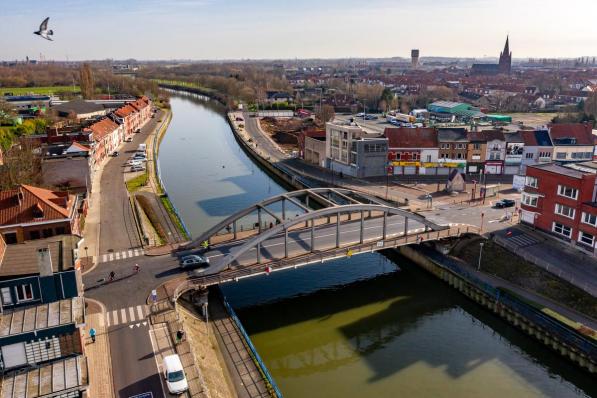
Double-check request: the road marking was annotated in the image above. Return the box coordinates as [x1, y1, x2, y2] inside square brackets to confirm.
[129, 325, 134, 329]
[115, 252, 121, 260]
[121, 308, 127, 324]
[102, 254, 107, 263]
[109, 253, 114, 262]
[129, 306, 136, 322]
[121, 251, 127, 259]
[111, 310, 118, 326]
[134, 249, 140, 256]
[148, 326, 169, 398]
[137, 305, 144, 320]
[128, 250, 134, 257]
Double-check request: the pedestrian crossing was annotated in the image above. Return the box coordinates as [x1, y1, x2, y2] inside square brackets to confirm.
[506, 233, 539, 248]
[99, 248, 144, 264]
[106, 304, 150, 327]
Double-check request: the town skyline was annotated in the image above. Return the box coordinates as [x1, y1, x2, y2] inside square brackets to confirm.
[2, 0, 597, 61]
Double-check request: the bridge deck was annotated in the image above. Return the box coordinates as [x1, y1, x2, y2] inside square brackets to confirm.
[168, 225, 479, 301]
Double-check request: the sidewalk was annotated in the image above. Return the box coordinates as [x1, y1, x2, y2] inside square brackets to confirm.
[493, 225, 597, 297]
[81, 160, 105, 273]
[83, 299, 115, 398]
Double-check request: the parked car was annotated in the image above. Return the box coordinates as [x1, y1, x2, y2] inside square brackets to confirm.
[130, 165, 146, 172]
[493, 199, 516, 208]
[363, 115, 378, 120]
[111, 151, 119, 157]
[179, 254, 209, 270]
[127, 159, 143, 166]
[124, 137, 133, 142]
[163, 355, 188, 395]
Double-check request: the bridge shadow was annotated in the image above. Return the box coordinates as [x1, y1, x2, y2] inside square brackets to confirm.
[230, 251, 595, 396]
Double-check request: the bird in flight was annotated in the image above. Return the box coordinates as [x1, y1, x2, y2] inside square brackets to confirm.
[34, 17, 54, 41]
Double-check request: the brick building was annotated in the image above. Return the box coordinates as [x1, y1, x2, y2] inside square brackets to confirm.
[0, 185, 82, 244]
[385, 127, 439, 175]
[520, 162, 597, 254]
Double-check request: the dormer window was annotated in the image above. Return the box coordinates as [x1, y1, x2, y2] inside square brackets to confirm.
[32, 203, 44, 219]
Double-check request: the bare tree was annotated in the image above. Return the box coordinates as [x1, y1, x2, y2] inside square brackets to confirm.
[317, 104, 335, 123]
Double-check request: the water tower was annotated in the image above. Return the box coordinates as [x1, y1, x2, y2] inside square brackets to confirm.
[411, 49, 420, 69]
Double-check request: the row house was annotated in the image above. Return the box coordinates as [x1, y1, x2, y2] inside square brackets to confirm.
[437, 128, 468, 174]
[0, 184, 83, 244]
[384, 127, 439, 175]
[0, 234, 89, 396]
[112, 96, 152, 136]
[521, 129, 553, 173]
[466, 130, 506, 174]
[549, 123, 594, 163]
[521, 162, 597, 255]
[504, 131, 525, 175]
[88, 117, 124, 167]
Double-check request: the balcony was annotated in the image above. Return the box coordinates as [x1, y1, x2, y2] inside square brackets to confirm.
[538, 156, 551, 163]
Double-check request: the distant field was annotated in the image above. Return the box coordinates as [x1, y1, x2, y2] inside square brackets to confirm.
[504, 112, 556, 127]
[0, 86, 79, 95]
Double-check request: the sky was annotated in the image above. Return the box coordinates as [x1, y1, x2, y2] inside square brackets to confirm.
[1, 0, 596, 61]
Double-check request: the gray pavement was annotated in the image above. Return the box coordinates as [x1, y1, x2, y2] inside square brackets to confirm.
[98, 110, 165, 256]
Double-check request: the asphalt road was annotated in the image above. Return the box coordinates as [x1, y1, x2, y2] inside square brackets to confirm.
[98, 110, 164, 255]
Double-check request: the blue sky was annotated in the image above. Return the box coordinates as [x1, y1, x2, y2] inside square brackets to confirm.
[1, 0, 595, 61]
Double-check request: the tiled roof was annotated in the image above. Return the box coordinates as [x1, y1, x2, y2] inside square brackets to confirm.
[0, 184, 74, 226]
[88, 117, 119, 141]
[130, 97, 149, 111]
[114, 104, 137, 118]
[549, 123, 593, 145]
[467, 130, 505, 142]
[438, 128, 468, 142]
[522, 130, 552, 147]
[66, 142, 90, 153]
[384, 127, 438, 148]
[504, 131, 524, 143]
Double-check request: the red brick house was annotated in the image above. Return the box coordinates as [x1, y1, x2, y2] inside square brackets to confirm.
[521, 162, 597, 254]
[112, 96, 152, 136]
[384, 127, 439, 175]
[0, 185, 82, 244]
[87, 118, 122, 167]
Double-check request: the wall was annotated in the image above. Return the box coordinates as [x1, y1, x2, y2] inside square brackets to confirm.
[304, 137, 326, 167]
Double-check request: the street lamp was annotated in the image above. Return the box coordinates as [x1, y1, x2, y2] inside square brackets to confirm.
[478, 242, 484, 271]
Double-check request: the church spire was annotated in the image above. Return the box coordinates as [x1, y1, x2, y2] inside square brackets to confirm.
[503, 35, 510, 56]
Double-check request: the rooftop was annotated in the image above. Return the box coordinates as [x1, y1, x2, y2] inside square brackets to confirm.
[438, 128, 468, 142]
[0, 185, 75, 227]
[522, 129, 552, 147]
[52, 100, 104, 116]
[549, 123, 593, 146]
[384, 127, 438, 148]
[0, 235, 79, 277]
[0, 297, 84, 339]
[1, 355, 88, 398]
[528, 162, 595, 179]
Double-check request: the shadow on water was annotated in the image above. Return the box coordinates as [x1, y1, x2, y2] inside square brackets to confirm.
[234, 253, 597, 397]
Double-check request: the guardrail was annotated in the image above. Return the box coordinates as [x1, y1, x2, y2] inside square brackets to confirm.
[172, 225, 479, 297]
[418, 246, 597, 361]
[219, 289, 283, 398]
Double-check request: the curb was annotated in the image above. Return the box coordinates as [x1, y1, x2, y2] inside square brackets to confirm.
[84, 298, 115, 398]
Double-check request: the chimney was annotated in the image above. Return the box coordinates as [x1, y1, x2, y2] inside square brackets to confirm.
[37, 247, 53, 277]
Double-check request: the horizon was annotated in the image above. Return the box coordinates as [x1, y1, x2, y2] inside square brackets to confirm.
[2, 0, 597, 61]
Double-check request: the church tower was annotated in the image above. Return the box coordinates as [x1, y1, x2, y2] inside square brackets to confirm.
[499, 35, 512, 74]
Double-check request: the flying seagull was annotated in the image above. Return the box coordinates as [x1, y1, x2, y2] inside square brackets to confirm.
[34, 17, 53, 41]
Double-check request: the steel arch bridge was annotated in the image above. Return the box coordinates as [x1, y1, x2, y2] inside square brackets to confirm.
[184, 188, 457, 271]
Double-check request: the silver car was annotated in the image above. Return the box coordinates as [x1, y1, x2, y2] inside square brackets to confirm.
[180, 254, 209, 270]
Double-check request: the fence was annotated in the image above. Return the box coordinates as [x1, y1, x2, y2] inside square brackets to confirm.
[152, 112, 192, 239]
[219, 290, 284, 398]
[418, 246, 597, 361]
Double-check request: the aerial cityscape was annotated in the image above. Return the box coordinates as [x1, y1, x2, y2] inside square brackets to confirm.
[0, 1, 596, 398]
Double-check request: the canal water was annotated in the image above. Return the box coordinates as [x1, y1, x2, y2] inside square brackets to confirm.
[159, 94, 596, 398]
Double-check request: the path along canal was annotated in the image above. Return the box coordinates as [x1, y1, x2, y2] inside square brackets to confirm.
[158, 93, 596, 398]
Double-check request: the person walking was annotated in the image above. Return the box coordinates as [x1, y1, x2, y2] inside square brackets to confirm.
[176, 330, 184, 344]
[89, 328, 96, 343]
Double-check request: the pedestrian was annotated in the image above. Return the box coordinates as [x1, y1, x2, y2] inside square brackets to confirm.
[133, 264, 140, 274]
[108, 271, 115, 282]
[176, 330, 184, 344]
[89, 328, 96, 343]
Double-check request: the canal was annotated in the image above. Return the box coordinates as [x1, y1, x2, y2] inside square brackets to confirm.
[159, 93, 596, 398]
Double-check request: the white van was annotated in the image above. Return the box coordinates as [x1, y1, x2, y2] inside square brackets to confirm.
[163, 354, 188, 395]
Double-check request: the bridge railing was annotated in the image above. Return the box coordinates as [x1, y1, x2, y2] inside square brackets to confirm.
[176, 224, 478, 292]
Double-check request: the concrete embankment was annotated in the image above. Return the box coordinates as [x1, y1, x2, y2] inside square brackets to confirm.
[397, 245, 597, 373]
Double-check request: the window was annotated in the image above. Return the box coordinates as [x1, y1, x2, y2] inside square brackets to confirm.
[556, 152, 566, 159]
[582, 212, 597, 227]
[473, 143, 481, 150]
[29, 230, 40, 240]
[526, 153, 534, 159]
[557, 185, 578, 200]
[16, 284, 33, 302]
[3, 233, 17, 244]
[1, 287, 12, 306]
[552, 222, 572, 238]
[525, 176, 538, 188]
[457, 153, 463, 159]
[522, 194, 538, 207]
[579, 231, 595, 247]
[585, 152, 593, 159]
[539, 151, 551, 158]
[426, 155, 432, 162]
[555, 203, 575, 219]
[457, 143, 465, 149]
